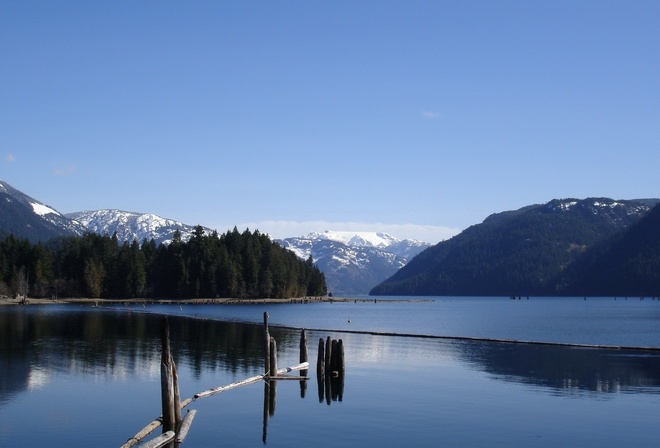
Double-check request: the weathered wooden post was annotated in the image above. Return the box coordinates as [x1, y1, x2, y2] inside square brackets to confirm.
[160, 317, 181, 437]
[300, 329, 308, 365]
[269, 336, 278, 377]
[300, 329, 308, 398]
[316, 338, 325, 379]
[324, 336, 332, 376]
[316, 338, 325, 402]
[263, 312, 270, 376]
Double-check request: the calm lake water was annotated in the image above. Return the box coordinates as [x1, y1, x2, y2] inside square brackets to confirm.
[1, 296, 660, 447]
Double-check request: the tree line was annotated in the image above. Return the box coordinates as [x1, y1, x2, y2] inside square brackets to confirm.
[0, 226, 327, 300]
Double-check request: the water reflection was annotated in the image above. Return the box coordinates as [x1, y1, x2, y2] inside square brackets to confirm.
[454, 340, 660, 395]
[0, 307, 299, 406]
[2, 307, 660, 411]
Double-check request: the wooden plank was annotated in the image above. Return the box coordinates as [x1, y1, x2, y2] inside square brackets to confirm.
[140, 431, 175, 448]
[176, 409, 197, 443]
[194, 374, 264, 399]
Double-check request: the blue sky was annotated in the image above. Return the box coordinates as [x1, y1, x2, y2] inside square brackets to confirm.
[2, 1, 658, 243]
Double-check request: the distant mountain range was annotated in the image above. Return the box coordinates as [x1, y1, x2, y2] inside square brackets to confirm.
[65, 210, 212, 246]
[4, 179, 658, 297]
[277, 231, 430, 295]
[0, 179, 428, 295]
[371, 198, 660, 297]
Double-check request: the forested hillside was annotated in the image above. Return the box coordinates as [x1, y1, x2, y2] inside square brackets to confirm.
[0, 226, 326, 300]
[370, 198, 658, 297]
[553, 203, 660, 296]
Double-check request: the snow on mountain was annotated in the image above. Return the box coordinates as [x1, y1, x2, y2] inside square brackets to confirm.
[277, 231, 431, 295]
[66, 210, 213, 245]
[0, 179, 85, 240]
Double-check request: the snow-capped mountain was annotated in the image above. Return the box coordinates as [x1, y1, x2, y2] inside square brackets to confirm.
[277, 231, 430, 295]
[0, 180, 85, 241]
[66, 210, 213, 246]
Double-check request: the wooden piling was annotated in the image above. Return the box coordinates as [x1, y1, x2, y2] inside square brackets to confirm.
[269, 336, 278, 378]
[316, 338, 325, 379]
[324, 336, 332, 376]
[263, 312, 270, 376]
[160, 317, 180, 434]
[300, 329, 308, 398]
[300, 329, 308, 365]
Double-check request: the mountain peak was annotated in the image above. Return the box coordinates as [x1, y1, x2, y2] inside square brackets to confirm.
[66, 209, 212, 245]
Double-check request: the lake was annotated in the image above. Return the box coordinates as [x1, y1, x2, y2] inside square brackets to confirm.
[1, 296, 659, 447]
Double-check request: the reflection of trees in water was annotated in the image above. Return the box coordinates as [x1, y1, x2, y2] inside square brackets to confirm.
[0, 308, 300, 404]
[456, 340, 660, 394]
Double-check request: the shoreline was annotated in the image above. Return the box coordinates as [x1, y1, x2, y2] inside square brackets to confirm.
[0, 296, 432, 306]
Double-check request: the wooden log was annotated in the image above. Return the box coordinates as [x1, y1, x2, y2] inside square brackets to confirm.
[126, 361, 309, 446]
[175, 409, 197, 443]
[141, 431, 175, 448]
[274, 361, 308, 374]
[193, 362, 309, 399]
[121, 419, 163, 448]
[194, 374, 264, 399]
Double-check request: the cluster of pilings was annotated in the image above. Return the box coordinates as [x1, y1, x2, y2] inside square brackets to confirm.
[125, 313, 343, 447]
[316, 336, 345, 403]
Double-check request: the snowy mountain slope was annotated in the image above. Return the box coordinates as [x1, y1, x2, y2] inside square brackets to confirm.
[277, 232, 430, 295]
[66, 210, 213, 245]
[0, 180, 85, 241]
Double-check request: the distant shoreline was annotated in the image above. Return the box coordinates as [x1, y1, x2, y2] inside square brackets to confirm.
[0, 296, 433, 306]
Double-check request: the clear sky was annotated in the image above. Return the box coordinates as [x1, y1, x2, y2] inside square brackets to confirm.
[1, 1, 658, 243]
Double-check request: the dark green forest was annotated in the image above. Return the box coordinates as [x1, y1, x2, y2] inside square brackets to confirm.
[371, 199, 660, 297]
[0, 226, 327, 299]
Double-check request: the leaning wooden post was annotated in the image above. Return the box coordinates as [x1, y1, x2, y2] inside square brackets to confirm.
[263, 312, 270, 376]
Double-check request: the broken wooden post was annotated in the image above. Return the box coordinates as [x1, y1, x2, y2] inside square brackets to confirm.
[160, 317, 181, 435]
[263, 312, 270, 376]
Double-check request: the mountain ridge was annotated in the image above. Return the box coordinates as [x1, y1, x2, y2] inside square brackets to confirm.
[370, 197, 660, 297]
[0, 179, 430, 295]
[277, 232, 430, 295]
